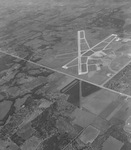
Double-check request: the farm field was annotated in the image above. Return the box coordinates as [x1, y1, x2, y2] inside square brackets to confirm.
[0, 50, 128, 150]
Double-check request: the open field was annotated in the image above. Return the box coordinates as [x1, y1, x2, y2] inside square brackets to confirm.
[79, 125, 100, 144]
[81, 88, 124, 115]
[102, 136, 124, 150]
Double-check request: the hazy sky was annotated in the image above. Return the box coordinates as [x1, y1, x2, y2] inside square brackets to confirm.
[0, 0, 90, 7]
[0, 0, 49, 6]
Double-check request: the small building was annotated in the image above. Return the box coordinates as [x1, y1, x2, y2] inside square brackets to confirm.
[124, 116, 131, 133]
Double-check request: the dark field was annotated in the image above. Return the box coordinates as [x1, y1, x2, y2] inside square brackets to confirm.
[81, 81, 101, 97]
